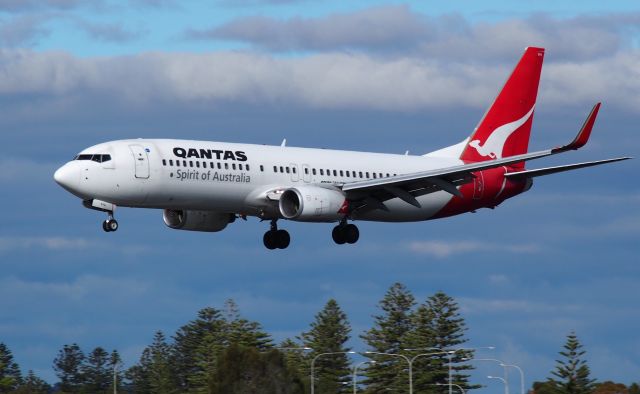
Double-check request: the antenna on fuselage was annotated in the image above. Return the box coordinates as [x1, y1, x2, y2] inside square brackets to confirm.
[281, 139, 287, 147]
[405, 150, 409, 155]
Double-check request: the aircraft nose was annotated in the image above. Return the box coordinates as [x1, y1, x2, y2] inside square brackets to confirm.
[54, 163, 79, 191]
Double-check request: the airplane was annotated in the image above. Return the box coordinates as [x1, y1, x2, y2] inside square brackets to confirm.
[54, 47, 629, 250]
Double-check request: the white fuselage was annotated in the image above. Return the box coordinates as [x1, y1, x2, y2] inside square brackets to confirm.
[55, 139, 463, 222]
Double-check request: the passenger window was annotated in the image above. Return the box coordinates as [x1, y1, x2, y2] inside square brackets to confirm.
[225, 163, 229, 170]
[217, 163, 222, 169]
[286, 167, 290, 174]
[273, 166, 277, 172]
[176, 161, 180, 167]
[162, 159, 166, 166]
[183, 160, 187, 167]
[232, 163, 236, 170]
[196, 162, 200, 168]
[304, 168, 309, 175]
[292, 167, 296, 174]
[359, 171, 363, 178]
[209, 162, 214, 169]
[373, 173, 377, 178]
[280, 166, 284, 173]
[333, 170, 337, 176]
[169, 160, 173, 166]
[312, 168, 316, 175]
[339, 170, 344, 176]
[238, 164, 243, 170]
[260, 165, 264, 172]
[320, 169, 324, 175]
[189, 161, 193, 167]
[246, 164, 250, 171]
[366, 172, 370, 178]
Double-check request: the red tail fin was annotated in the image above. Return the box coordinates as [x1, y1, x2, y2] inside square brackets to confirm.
[460, 47, 544, 169]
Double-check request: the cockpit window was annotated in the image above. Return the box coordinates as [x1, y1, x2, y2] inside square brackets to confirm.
[75, 154, 111, 163]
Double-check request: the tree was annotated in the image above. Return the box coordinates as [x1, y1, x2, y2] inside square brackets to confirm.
[172, 307, 227, 391]
[214, 345, 304, 394]
[53, 343, 85, 393]
[629, 383, 640, 394]
[592, 381, 629, 394]
[531, 381, 560, 394]
[14, 370, 50, 394]
[361, 282, 416, 393]
[0, 342, 22, 393]
[224, 299, 273, 350]
[107, 350, 124, 394]
[278, 338, 308, 392]
[82, 347, 112, 393]
[401, 304, 437, 392]
[548, 331, 596, 394]
[127, 331, 177, 394]
[418, 291, 475, 393]
[301, 299, 352, 394]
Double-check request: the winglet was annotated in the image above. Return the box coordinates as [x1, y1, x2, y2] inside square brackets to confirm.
[552, 103, 600, 153]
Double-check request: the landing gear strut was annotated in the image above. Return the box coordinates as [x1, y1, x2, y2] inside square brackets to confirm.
[263, 220, 290, 250]
[332, 220, 359, 245]
[102, 212, 118, 233]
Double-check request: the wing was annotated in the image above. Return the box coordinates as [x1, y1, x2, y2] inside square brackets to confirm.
[341, 103, 630, 211]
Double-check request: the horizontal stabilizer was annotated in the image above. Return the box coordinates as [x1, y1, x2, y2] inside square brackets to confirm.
[505, 157, 630, 179]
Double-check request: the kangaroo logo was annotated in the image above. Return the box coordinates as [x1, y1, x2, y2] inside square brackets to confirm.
[469, 105, 535, 159]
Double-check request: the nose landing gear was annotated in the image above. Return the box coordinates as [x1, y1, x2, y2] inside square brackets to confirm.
[102, 212, 118, 232]
[263, 220, 290, 250]
[332, 221, 359, 245]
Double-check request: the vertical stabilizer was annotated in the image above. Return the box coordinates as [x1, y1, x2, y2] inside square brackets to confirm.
[460, 47, 544, 169]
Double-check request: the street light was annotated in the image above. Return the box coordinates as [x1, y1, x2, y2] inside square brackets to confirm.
[488, 375, 508, 394]
[462, 358, 509, 394]
[352, 360, 375, 394]
[435, 382, 466, 394]
[112, 361, 122, 394]
[365, 351, 413, 394]
[310, 351, 356, 394]
[501, 364, 525, 394]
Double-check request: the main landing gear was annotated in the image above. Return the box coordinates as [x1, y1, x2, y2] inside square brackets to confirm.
[332, 221, 359, 245]
[263, 220, 290, 250]
[102, 212, 119, 233]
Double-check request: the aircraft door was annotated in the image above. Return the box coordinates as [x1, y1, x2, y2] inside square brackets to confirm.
[129, 144, 150, 179]
[302, 164, 311, 182]
[290, 163, 299, 182]
[473, 171, 484, 200]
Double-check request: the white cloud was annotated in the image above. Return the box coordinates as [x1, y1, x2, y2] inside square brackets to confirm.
[0, 236, 98, 252]
[407, 240, 539, 258]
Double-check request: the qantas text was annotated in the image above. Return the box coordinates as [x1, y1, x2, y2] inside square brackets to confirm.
[173, 147, 247, 161]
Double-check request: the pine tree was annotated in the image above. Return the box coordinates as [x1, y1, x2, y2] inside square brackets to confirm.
[214, 345, 304, 394]
[107, 350, 124, 394]
[127, 331, 177, 394]
[549, 331, 596, 394]
[300, 299, 352, 394]
[419, 291, 475, 393]
[0, 342, 22, 393]
[400, 304, 438, 392]
[361, 283, 416, 394]
[278, 338, 308, 392]
[172, 307, 227, 391]
[83, 346, 112, 393]
[53, 343, 85, 393]
[224, 299, 273, 350]
[14, 370, 50, 394]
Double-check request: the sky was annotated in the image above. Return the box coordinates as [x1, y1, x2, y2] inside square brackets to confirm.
[1, 0, 639, 388]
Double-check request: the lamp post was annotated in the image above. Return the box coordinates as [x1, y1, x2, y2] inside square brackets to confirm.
[501, 364, 525, 394]
[435, 382, 466, 394]
[365, 351, 413, 394]
[352, 360, 375, 394]
[112, 361, 122, 394]
[462, 358, 509, 394]
[488, 375, 509, 394]
[447, 347, 495, 394]
[310, 351, 356, 394]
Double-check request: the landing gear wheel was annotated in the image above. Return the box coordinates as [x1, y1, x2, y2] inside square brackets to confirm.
[344, 224, 359, 244]
[276, 230, 290, 249]
[332, 226, 346, 245]
[106, 219, 118, 232]
[263, 231, 277, 250]
[102, 220, 110, 232]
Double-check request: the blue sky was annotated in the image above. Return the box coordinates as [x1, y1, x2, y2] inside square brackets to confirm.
[1, 0, 639, 388]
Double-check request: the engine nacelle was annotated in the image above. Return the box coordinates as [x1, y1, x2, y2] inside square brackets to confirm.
[163, 209, 233, 232]
[279, 186, 347, 222]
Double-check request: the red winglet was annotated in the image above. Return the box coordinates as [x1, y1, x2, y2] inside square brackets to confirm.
[552, 103, 601, 153]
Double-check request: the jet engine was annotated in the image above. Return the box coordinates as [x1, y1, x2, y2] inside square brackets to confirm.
[163, 209, 234, 232]
[279, 186, 346, 222]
